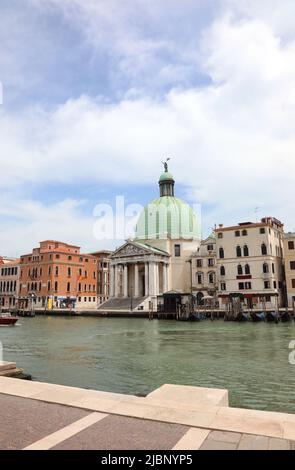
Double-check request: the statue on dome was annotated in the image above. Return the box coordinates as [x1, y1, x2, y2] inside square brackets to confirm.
[162, 157, 171, 172]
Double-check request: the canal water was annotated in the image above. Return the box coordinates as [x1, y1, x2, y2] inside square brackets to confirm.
[0, 317, 295, 413]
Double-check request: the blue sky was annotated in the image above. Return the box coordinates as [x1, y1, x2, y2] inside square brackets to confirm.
[1, 0, 295, 256]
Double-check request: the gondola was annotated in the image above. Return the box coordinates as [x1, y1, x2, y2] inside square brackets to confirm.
[280, 311, 291, 322]
[266, 311, 279, 323]
[250, 312, 266, 322]
[235, 312, 250, 322]
[189, 312, 205, 322]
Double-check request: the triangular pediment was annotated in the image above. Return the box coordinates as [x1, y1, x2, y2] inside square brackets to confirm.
[111, 241, 154, 258]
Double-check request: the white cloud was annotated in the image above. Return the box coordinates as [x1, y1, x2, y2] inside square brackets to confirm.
[1, 3, 295, 254]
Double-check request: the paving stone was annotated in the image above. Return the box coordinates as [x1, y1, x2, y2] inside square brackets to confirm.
[52, 415, 189, 450]
[268, 438, 290, 450]
[208, 431, 241, 444]
[0, 393, 89, 450]
[238, 434, 269, 450]
[200, 439, 238, 450]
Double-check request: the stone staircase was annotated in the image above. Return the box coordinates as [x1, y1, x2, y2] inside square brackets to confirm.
[97, 296, 149, 311]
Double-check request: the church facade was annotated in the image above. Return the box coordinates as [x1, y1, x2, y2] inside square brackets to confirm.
[108, 164, 201, 310]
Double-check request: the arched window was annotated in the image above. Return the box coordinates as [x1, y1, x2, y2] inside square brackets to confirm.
[263, 263, 269, 273]
[219, 247, 224, 259]
[220, 265, 225, 276]
[237, 264, 243, 275]
[208, 272, 215, 284]
[218, 232, 223, 239]
[261, 243, 267, 255]
[245, 264, 250, 275]
[243, 245, 249, 257]
[236, 246, 242, 257]
[242, 229, 248, 236]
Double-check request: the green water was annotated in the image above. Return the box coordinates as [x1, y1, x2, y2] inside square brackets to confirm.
[0, 317, 295, 413]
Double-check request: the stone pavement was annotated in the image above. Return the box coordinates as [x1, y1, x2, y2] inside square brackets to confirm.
[0, 378, 294, 450]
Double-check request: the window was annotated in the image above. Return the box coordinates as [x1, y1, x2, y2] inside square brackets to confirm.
[236, 246, 242, 257]
[197, 274, 203, 285]
[264, 281, 270, 289]
[54, 281, 58, 292]
[272, 263, 275, 274]
[245, 264, 251, 275]
[207, 244, 214, 251]
[220, 266, 225, 276]
[260, 227, 265, 234]
[68, 256, 72, 260]
[290, 261, 295, 270]
[243, 245, 249, 257]
[263, 263, 269, 273]
[220, 282, 226, 291]
[237, 265, 243, 275]
[67, 282, 70, 292]
[174, 244, 181, 257]
[47, 281, 51, 292]
[292, 279, 295, 288]
[218, 233, 223, 239]
[219, 247, 224, 259]
[288, 241, 295, 250]
[261, 243, 267, 255]
[68, 267, 71, 277]
[242, 229, 247, 236]
[78, 283, 81, 292]
[245, 282, 252, 290]
[273, 281, 277, 289]
[235, 231, 240, 237]
[239, 282, 244, 290]
[55, 266, 59, 276]
[56, 254, 60, 259]
[208, 273, 215, 284]
[208, 258, 214, 267]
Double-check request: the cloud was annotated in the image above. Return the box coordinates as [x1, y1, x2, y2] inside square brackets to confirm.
[1, 2, 295, 255]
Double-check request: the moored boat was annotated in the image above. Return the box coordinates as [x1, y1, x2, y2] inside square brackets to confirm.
[280, 311, 291, 322]
[250, 312, 266, 322]
[0, 312, 18, 326]
[266, 311, 279, 323]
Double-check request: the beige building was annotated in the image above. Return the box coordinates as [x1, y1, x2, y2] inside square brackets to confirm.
[191, 235, 218, 305]
[215, 217, 285, 310]
[0, 260, 20, 308]
[283, 233, 295, 308]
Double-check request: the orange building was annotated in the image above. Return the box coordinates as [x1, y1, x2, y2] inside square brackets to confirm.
[19, 241, 98, 310]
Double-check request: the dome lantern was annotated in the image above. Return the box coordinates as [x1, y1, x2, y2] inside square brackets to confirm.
[159, 158, 174, 197]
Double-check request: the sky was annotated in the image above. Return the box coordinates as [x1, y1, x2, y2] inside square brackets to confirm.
[1, 0, 295, 256]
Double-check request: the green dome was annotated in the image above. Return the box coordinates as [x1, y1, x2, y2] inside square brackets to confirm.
[135, 196, 200, 241]
[159, 171, 174, 182]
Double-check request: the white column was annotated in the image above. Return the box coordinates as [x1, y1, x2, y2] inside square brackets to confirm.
[155, 263, 159, 296]
[149, 262, 156, 296]
[134, 264, 139, 297]
[123, 264, 128, 297]
[145, 263, 149, 296]
[110, 265, 115, 297]
[162, 263, 167, 294]
[114, 265, 119, 297]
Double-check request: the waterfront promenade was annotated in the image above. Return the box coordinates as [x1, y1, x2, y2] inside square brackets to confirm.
[0, 377, 295, 450]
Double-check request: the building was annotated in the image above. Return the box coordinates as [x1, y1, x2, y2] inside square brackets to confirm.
[191, 235, 218, 305]
[19, 241, 98, 310]
[283, 233, 295, 309]
[215, 217, 285, 310]
[0, 259, 20, 308]
[91, 250, 111, 304]
[103, 163, 201, 311]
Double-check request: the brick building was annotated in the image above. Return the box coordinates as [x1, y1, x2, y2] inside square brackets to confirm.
[19, 241, 98, 310]
[91, 250, 111, 304]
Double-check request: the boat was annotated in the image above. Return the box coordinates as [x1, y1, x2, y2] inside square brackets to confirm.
[266, 311, 279, 323]
[250, 312, 266, 322]
[189, 312, 205, 321]
[280, 311, 291, 322]
[0, 312, 18, 326]
[235, 312, 250, 322]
